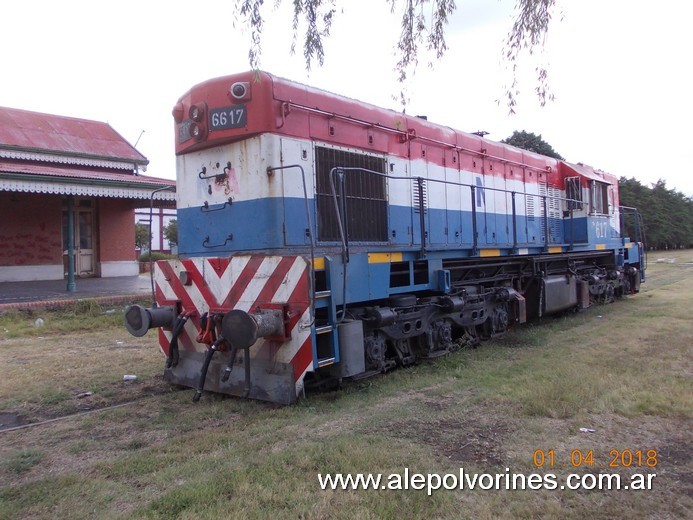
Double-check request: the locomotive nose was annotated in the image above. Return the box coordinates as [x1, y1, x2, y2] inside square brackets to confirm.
[124, 304, 177, 337]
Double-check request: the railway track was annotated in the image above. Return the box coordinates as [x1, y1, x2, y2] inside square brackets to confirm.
[0, 385, 185, 434]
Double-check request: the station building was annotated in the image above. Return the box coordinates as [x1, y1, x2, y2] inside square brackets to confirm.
[0, 106, 175, 282]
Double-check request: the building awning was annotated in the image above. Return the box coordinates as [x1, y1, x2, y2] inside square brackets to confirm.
[0, 160, 175, 202]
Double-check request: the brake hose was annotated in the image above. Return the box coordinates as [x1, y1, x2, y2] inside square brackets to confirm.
[166, 314, 189, 368]
[192, 337, 226, 403]
[221, 346, 239, 383]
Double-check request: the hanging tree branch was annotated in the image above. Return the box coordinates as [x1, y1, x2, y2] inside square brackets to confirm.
[504, 0, 557, 113]
[233, 0, 556, 111]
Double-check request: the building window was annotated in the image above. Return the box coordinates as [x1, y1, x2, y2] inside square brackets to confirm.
[315, 146, 388, 242]
[590, 181, 609, 215]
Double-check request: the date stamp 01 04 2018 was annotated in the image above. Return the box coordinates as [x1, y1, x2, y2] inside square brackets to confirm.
[532, 449, 658, 469]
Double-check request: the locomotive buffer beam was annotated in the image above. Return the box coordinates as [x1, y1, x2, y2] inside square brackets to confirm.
[125, 299, 297, 404]
[192, 308, 287, 402]
[167, 349, 297, 405]
[169, 308, 295, 405]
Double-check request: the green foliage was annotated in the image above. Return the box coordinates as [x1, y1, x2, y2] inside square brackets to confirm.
[138, 252, 175, 263]
[619, 177, 693, 249]
[135, 223, 151, 249]
[162, 218, 178, 247]
[501, 129, 564, 159]
[233, 0, 556, 109]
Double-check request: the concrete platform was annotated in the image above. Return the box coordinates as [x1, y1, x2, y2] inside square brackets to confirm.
[0, 274, 153, 310]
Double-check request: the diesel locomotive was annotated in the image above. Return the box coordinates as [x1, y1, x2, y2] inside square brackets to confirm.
[125, 71, 646, 405]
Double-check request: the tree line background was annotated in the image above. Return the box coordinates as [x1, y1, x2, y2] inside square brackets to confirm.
[504, 130, 693, 250]
[619, 178, 693, 250]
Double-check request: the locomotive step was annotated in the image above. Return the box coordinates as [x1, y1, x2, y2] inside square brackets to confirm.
[317, 357, 336, 367]
[315, 325, 334, 335]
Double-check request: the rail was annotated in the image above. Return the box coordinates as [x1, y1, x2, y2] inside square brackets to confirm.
[284, 164, 642, 315]
[281, 101, 553, 173]
[326, 166, 628, 257]
[618, 205, 648, 271]
[266, 164, 317, 327]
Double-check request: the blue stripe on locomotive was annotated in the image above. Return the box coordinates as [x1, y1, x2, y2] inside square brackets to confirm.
[177, 197, 598, 255]
[178, 196, 639, 305]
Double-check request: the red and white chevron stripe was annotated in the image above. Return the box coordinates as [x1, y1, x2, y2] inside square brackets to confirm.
[153, 255, 313, 395]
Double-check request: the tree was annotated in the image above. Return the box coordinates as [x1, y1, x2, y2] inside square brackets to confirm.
[619, 177, 693, 250]
[135, 223, 151, 250]
[501, 130, 563, 160]
[233, 0, 557, 111]
[163, 219, 178, 248]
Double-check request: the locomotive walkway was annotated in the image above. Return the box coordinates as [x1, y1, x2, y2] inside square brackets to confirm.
[0, 275, 152, 311]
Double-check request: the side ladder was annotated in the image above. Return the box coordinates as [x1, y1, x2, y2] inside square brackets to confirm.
[312, 257, 340, 369]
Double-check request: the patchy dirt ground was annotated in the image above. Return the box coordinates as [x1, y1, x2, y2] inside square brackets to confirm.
[0, 328, 169, 427]
[0, 253, 691, 519]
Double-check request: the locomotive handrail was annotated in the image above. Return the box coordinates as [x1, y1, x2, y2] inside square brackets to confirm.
[470, 185, 478, 254]
[201, 198, 233, 212]
[282, 100, 553, 172]
[415, 176, 427, 257]
[266, 164, 317, 327]
[202, 234, 233, 248]
[325, 166, 594, 254]
[637, 210, 648, 270]
[317, 165, 638, 314]
[329, 167, 350, 322]
[324, 165, 583, 206]
[618, 205, 648, 270]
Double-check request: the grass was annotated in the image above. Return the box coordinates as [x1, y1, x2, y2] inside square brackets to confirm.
[0, 298, 150, 339]
[0, 251, 691, 519]
[0, 300, 165, 422]
[2, 449, 44, 475]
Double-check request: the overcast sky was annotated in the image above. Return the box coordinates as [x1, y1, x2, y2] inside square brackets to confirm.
[2, 0, 691, 196]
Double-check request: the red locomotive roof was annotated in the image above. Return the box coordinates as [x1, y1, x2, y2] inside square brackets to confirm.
[0, 106, 147, 166]
[174, 71, 619, 191]
[175, 71, 559, 177]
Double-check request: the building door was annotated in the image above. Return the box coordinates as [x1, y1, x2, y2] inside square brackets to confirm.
[63, 201, 96, 277]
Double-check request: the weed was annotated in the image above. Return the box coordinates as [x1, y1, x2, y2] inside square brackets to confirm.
[125, 438, 146, 451]
[40, 390, 69, 405]
[3, 449, 44, 474]
[66, 440, 95, 455]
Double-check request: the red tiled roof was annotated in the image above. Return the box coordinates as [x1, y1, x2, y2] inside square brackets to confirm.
[0, 106, 147, 165]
